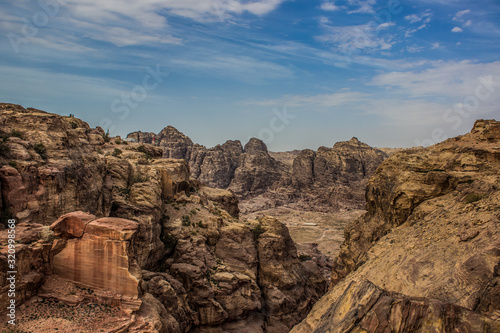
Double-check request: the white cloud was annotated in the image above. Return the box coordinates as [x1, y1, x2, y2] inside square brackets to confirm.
[347, 0, 376, 14]
[59, 0, 286, 25]
[404, 11, 432, 37]
[431, 42, 440, 49]
[169, 55, 294, 83]
[51, 0, 286, 47]
[369, 61, 500, 99]
[317, 22, 394, 53]
[378, 22, 395, 29]
[406, 45, 424, 53]
[320, 2, 340, 11]
[242, 91, 369, 107]
[405, 14, 422, 24]
[453, 9, 470, 20]
[452, 26, 463, 33]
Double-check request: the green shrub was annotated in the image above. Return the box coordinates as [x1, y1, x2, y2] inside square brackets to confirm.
[34, 143, 47, 159]
[162, 232, 176, 249]
[298, 254, 312, 262]
[40, 226, 55, 243]
[112, 148, 122, 157]
[9, 130, 24, 139]
[115, 139, 121, 144]
[131, 174, 149, 184]
[96, 148, 103, 154]
[0, 142, 10, 156]
[8, 161, 17, 168]
[251, 224, 266, 240]
[465, 193, 486, 204]
[103, 129, 110, 143]
[182, 215, 191, 226]
[137, 145, 153, 160]
[70, 122, 78, 129]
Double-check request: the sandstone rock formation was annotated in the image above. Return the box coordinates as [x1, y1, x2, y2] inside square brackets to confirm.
[128, 129, 389, 213]
[287, 137, 387, 211]
[291, 119, 500, 332]
[297, 280, 500, 333]
[128, 127, 244, 189]
[0, 104, 327, 332]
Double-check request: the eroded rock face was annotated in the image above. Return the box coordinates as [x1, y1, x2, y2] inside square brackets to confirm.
[256, 217, 327, 332]
[297, 280, 500, 333]
[228, 139, 285, 198]
[289, 137, 387, 210]
[128, 129, 390, 213]
[0, 104, 112, 225]
[291, 120, 500, 332]
[51, 216, 140, 301]
[127, 128, 244, 189]
[0, 104, 328, 332]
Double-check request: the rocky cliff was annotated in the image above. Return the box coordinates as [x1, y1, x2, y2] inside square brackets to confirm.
[0, 104, 327, 332]
[128, 129, 389, 213]
[291, 119, 500, 332]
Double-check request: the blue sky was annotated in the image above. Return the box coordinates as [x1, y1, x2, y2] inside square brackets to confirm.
[1, 0, 500, 150]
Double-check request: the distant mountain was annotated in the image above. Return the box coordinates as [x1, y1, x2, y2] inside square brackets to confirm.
[128, 129, 391, 212]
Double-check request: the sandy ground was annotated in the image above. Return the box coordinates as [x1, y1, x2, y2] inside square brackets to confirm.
[242, 207, 365, 257]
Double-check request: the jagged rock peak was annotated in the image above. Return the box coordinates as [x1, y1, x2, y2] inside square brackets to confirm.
[244, 137, 268, 154]
[333, 136, 370, 149]
[158, 125, 193, 144]
[470, 119, 500, 140]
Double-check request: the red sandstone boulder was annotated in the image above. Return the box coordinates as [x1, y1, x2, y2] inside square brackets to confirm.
[50, 211, 96, 238]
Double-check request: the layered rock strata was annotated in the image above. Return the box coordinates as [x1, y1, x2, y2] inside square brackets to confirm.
[0, 104, 327, 332]
[128, 129, 389, 212]
[291, 119, 500, 332]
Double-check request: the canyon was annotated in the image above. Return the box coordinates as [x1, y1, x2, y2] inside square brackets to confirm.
[0, 103, 499, 332]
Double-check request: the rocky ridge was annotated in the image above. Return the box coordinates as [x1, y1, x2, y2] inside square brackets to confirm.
[291, 119, 500, 332]
[128, 128, 390, 213]
[0, 104, 326, 332]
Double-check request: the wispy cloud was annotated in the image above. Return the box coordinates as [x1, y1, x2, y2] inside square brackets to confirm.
[346, 0, 377, 14]
[452, 27, 463, 33]
[59, 0, 287, 25]
[320, 1, 341, 11]
[369, 61, 500, 98]
[404, 11, 432, 37]
[405, 14, 423, 24]
[317, 19, 394, 54]
[453, 9, 470, 21]
[169, 55, 294, 83]
[241, 91, 369, 107]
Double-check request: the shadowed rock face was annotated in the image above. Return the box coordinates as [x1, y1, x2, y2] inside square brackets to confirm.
[0, 103, 327, 333]
[288, 137, 388, 210]
[291, 119, 500, 332]
[305, 280, 500, 333]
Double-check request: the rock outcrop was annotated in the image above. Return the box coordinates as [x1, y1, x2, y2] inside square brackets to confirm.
[0, 104, 327, 332]
[288, 137, 387, 210]
[291, 119, 500, 332]
[128, 129, 389, 213]
[0, 104, 112, 225]
[128, 128, 244, 189]
[228, 138, 285, 198]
